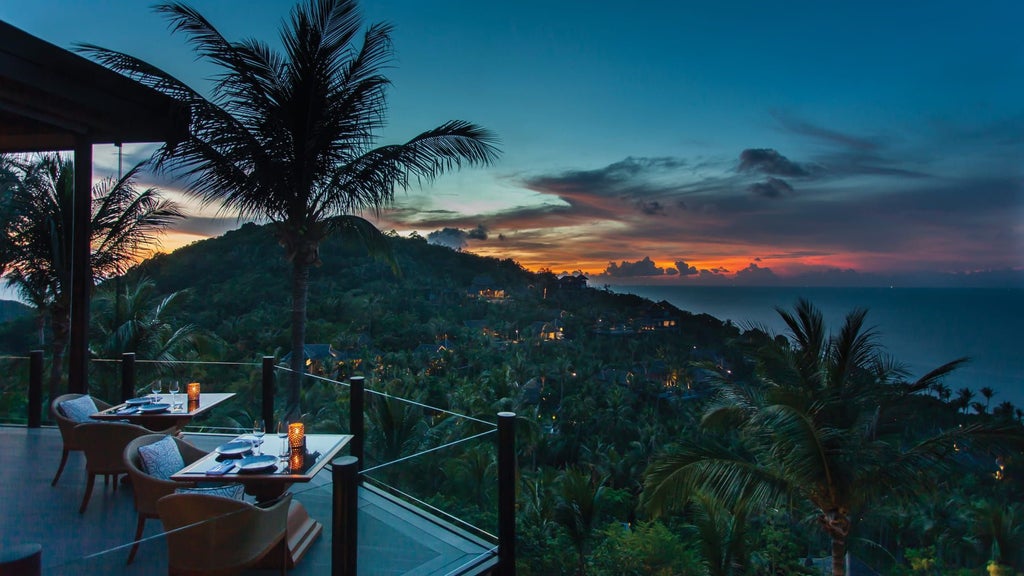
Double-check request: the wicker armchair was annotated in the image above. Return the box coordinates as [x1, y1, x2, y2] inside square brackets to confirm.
[123, 434, 209, 564]
[49, 393, 112, 486]
[157, 492, 291, 575]
[74, 421, 160, 513]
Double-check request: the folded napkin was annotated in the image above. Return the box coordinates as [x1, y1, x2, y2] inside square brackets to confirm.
[205, 461, 237, 475]
[116, 406, 140, 415]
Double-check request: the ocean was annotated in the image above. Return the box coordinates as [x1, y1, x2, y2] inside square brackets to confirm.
[607, 285, 1024, 410]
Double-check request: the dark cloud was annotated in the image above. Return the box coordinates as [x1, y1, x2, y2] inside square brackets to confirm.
[639, 200, 665, 215]
[425, 225, 488, 250]
[466, 224, 488, 240]
[426, 227, 470, 250]
[748, 177, 794, 198]
[772, 112, 879, 151]
[738, 148, 809, 177]
[675, 260, 698, 276]
[603, 256, 666, 277]
[734, 263, 779, 283]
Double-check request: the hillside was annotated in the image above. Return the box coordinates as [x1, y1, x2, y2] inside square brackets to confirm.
[0, 299, 31, 323]
[122, 223, 740, 365]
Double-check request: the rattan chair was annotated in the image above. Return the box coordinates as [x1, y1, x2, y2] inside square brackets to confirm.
[75, 421, 160, 513]
[123, 434, 209, 564]
[49, 393, 112, 486]
[157, 492, 291, 576]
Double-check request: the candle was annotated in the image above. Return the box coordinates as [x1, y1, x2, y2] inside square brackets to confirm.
[288, 422, 305, 448]
[187, 382, 201, 402]
[289, 448, 305, 472]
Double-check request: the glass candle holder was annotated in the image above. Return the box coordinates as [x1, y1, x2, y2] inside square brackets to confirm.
[187, 382, 201, 402]
[288, 422, 305, 448]
[289, 447, 305, 472]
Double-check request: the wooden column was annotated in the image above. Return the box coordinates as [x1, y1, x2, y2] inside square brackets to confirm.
[497, 411, 517, 575]
[348, 376, 364, 472]
[27, 350, 43, 428]
[262, 356, 275, 431]
[68, 139, 92, 395]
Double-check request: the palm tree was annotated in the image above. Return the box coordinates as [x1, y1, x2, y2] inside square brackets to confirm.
[641, 299, 1024, 576]
[89, 275, 215, 397]
[956, 387, 975, 415]
[79, 0, 500, 420]
[554, 467, 607, 576]
[980, 386, 996, 412]
[0, 154, 182, 400]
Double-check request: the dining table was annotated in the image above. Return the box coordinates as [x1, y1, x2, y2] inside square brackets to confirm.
[90, 392, 235, 431]
[171, 432, 353, 567]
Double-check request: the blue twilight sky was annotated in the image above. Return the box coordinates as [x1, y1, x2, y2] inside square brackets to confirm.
[3, 0, 1023, 286]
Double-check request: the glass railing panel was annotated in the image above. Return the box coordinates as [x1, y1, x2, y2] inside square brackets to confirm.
[274, 367, 352, 434]
[0, 354, 29, 424]
[359, 386, 500, 544]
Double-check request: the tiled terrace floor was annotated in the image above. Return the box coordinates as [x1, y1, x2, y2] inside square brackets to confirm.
[0, 426, 497, 575]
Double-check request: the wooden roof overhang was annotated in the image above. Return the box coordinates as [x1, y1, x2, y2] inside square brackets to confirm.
[0, 20, 191, 394]
[0, 19, 189, 152]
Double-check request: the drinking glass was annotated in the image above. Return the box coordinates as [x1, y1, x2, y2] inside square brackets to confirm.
[168, 380, 182, 411]
[276, 420, 289, 460]
[150, 379, 162, 401]
[253, 419, 266, 455]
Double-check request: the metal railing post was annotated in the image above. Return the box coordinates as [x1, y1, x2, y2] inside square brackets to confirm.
[348, 376, 364, 473]
[27, 351, 43, 428]
[120, 352, 135, 402]
[332, 455, 359, 576]
[262, 356, 275, 431]
[497, 411, 517, 575]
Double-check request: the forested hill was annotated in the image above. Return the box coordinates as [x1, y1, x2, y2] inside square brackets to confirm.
[118, 222, 739, 364]
[0, 299, 31, 323]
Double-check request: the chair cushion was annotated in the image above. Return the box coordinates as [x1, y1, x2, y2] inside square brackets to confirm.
[138, 436, 185, 480]
[59, 395, 98, 423]
[175, 484, 245, 500]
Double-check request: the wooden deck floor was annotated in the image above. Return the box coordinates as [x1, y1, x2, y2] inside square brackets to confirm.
[0, 426, 497, 575]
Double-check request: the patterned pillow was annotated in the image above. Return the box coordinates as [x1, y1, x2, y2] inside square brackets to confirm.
[59, 395, 98, 423]
[176, 484, 245, 500]
[138, 436, 185, 480]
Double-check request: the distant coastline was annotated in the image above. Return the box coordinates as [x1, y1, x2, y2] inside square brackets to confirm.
[607, 284, 1024, 409]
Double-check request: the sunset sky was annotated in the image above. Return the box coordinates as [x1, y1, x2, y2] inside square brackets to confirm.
[3, 1, 1022, 286]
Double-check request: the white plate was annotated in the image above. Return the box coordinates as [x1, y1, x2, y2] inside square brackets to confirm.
[125, 397, 153, 405]
[236, 454, 277, 473]
[137, 403, 170, 413]
[215, 441, 252, 456]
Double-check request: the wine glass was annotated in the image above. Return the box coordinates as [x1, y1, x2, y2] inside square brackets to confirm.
[168, 380, 181, 411]
[276, 420, 289, 460]
[150, 379, 162, 401]
[252, 419, 266, 455]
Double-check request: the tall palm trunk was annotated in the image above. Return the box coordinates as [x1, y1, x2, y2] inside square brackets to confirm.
[287, 259, 311, 422]
[47, 304, 70, 400]
[823, 509, 851, 576]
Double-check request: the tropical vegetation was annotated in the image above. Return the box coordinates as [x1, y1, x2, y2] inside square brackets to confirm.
[0, 153, 182, 399]
[5, 224, 1021, 574]
[78, 0, 499, 420]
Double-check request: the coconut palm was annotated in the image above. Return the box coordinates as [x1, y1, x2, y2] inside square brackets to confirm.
[980, 386, 996, 412]
[89, 275, 215, 396]
[0, 154, 182, 399]
[554, 467, 607, 576]
[79, 0, 499, 420]
[641, 299, 1024, 576]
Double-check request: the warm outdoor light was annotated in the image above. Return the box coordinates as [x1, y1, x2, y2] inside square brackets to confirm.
[288, 422, 305, 448]
[187, 382, 201, 402]
[289, 447, 304, 471]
